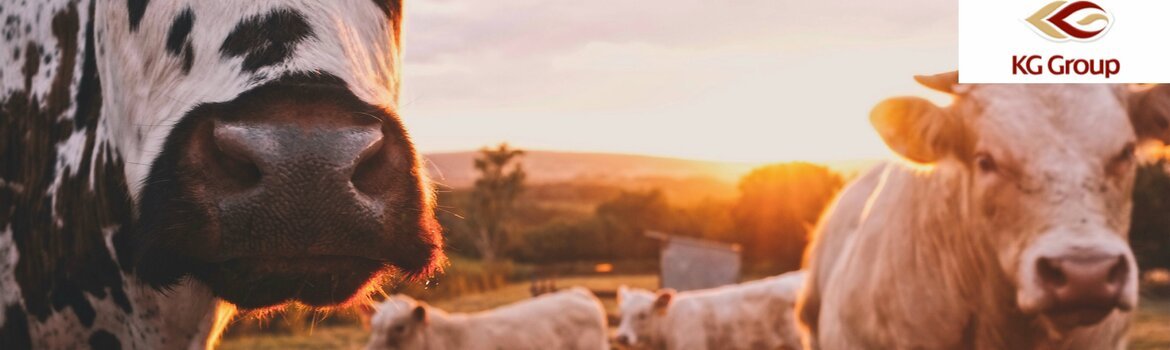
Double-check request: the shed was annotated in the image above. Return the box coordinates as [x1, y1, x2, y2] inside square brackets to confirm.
[645, 231, 742, 291]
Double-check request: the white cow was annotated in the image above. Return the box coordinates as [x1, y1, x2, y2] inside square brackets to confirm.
[365, 287, 608, 350]
[615, 271, 805, 350]
[797, 72, 1170, 349]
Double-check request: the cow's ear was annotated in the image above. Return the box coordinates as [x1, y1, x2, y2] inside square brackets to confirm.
[412, 305, 427, 323]
[653, 289, 675, 311]
[870, 96, 964, 164]
[914, 71, 960, 94]
[1128, 84, 1170, 143]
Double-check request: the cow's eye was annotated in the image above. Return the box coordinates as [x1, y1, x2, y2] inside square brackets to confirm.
[974, 152, 998, 173]
[637, 312, 648, 320]
[1108, 142, 1136, 174]
[1115, 143, 1136, 164]
[393, 325, 406, 333]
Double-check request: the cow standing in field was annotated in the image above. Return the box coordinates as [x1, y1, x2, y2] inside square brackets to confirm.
[797, 72, 1170, 349]
[365, 287, 609, 350]
[615, 271, 805, 350]
[1, 0, 444, 348]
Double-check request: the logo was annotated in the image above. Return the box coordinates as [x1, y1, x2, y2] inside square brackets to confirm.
[961, 0, 1169, 83]
[1026, 1, 1112, 42]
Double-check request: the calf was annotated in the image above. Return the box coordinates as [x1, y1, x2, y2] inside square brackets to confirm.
[1, 0, 443, 348]
[797, 72, 1170, 349]
[365, 288, 609, 350]
[615, 271, 805, 350]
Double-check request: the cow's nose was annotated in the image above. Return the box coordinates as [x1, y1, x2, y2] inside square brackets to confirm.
[1035, 254, 1128, 323]
[191, 116, 397, 256]
[615, 334, 631, 346]
[208, 119, 385, 195]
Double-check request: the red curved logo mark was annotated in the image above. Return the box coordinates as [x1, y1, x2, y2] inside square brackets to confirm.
[1026, 1, 1112, 42]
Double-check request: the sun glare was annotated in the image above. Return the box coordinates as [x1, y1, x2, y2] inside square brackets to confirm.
[401, 48, 953, 164]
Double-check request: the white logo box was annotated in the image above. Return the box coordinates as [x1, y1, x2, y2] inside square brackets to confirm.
[959, 0, 1170, 83]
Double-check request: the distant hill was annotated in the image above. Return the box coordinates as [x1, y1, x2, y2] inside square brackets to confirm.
[422, 150, 880, 191]
[422, 150, 759, 189]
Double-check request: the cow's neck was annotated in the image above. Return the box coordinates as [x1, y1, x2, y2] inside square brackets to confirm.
[422, 314, 469, 349]
[863, 163, 1044, 348]
[150, 280, 232, 350]
[63, 122, 229, 348]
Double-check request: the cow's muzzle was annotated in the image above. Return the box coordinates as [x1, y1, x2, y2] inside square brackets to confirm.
[1017, 235, 1137, 329]
[134, 74, 443, 309]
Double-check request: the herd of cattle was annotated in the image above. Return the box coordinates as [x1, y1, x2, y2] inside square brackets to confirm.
[363, 272, 806, 350]
[2, 0, 1169, 349]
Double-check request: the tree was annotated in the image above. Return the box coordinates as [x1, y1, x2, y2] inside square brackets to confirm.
[594, 189, 672, 260]
[669, 198, 736, 242]
[467, 144, 526, 262]
[1131, 160, 1170, 272]
[732, 162, 844, 273]
[512, 189, 671, 263]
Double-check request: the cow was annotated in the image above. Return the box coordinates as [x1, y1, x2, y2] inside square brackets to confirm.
[614, 270, 805, 350]
[796, 72, 1170, 349]
[364, 287, 609, 350]
[0, 0, 445, 348]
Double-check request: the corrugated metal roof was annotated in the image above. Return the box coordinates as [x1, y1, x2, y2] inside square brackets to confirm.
[644, 230, 741, 252]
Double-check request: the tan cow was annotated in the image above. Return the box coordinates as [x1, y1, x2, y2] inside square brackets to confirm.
[365, 287, 608, 350]
[797, 72, 1170, 349]
[615, 270, 805, 350]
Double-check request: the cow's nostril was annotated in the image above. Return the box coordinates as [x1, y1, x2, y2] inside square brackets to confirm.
[351, 135, 390, 195]
[1107, 255, 1127, 287]
[207, 123, 262, 190]
[615, 334, 630, 345]
[1037, 257, 1067, 288]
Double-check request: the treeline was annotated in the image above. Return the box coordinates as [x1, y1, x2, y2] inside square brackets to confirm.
[1132, 160, 1170, 272]
[436, 153, 846, 274]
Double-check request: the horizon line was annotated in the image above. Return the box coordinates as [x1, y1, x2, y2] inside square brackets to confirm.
[419, 147, 889, 165]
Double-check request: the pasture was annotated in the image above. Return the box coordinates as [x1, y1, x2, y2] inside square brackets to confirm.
[1131, 297, 1170, 349]
[220, 274, 1170, 349]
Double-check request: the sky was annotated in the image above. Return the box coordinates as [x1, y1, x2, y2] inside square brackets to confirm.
[397, 0, 959, 163]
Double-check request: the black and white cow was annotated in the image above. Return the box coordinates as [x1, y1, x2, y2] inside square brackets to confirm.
[0, 0, 445, 348]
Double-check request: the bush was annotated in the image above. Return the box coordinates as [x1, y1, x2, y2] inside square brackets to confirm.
[731, 162, 844, 272]
[1144, 268, 1170, 298]
[511, 189, 670, 263]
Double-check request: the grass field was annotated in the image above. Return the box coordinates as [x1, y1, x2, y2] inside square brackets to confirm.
[1131, 297, 1170, 350]
[219, 275, 656, 350]
[220, 275, 1170, 350]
